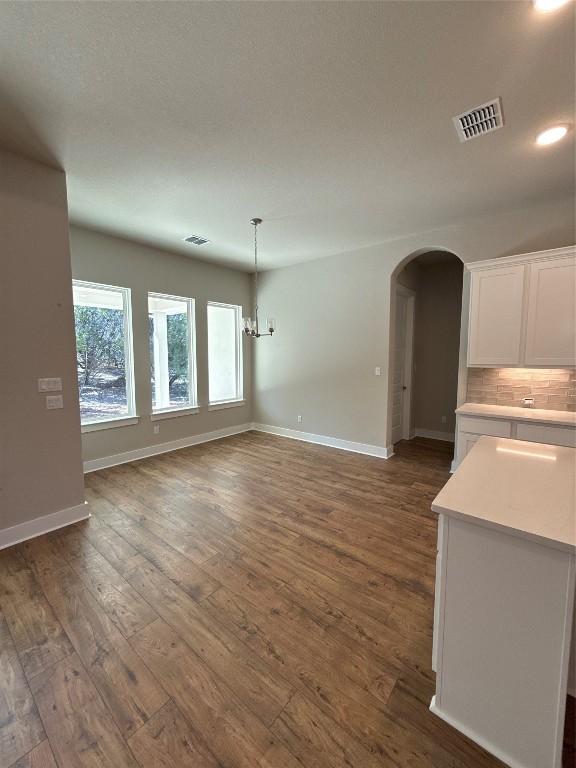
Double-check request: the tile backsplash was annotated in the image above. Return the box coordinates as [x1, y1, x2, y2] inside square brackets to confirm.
[467, 368, 576, 412]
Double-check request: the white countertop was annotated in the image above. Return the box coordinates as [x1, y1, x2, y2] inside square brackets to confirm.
[456, 402, 576, 427]
[432, 436, 576, 552]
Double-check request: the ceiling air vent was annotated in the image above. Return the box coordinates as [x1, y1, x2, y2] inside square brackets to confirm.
[452, 98, 504, 142]
[184, 234, 210, 246]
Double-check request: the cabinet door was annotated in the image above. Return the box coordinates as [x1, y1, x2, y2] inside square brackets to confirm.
[516, 422, 576, 448]
[456, 433, 480, 464]
[468, 265, 525, 366]
[524, 256, 576, 366]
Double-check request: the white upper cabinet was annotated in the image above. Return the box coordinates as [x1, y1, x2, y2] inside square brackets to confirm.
[524, 257, 576, 366]
[467, 246, 576, 368]
[468, 264, 525, 366]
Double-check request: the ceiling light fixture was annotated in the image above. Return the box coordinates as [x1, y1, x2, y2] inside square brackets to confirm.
[536, 125, 569, 146]
[533, 0, 572, 12]
[242, 218, 275, 338]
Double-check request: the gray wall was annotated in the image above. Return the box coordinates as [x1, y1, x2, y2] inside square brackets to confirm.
[254, 195, 575, 449]
[70, 226, 253, 464]
[0, 151, 85, 531]
[412, 258, 463, 437]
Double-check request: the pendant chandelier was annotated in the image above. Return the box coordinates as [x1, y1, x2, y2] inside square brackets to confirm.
[242, 217, 275, 338]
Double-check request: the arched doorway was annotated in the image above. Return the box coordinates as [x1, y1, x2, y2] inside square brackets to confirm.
[388, 249, 464, 458]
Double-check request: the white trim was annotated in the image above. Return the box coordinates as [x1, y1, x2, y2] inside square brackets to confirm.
[207, 301, 244, 403]
[555, 555, 576, 767]
[208, 399, 246, 411]
[394, 286, 416, 443]
[465, 244, 575, 272]
[148, 292, 198, 413]
[83, 423, 254, 473]
[430, 696, 540, 768]
[415, 428, 455, 442]
[151, 406, 200, 421]
[0, 502, 90, 551]
[396, 284, 416, 298]
[74, 279, 137, 423]
[252, 423, 393, 459]
[82, 416, 140, 433]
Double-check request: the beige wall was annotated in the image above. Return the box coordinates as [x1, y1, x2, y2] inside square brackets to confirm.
[0, 151, 85, 531]
[254, 196, 575, 449]
[412, 259, 463, 437]
[69, 226, 253, 464]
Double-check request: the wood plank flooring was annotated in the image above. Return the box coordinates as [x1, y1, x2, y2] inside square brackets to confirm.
[0, 432, 572, 767]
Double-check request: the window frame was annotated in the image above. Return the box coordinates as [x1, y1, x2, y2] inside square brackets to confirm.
[207, 301, 244, 406]
[148, 292, 198, 416]
[72, 279, 136, 428]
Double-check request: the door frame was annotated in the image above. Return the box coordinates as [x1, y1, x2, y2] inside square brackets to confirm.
[396, 285, 416, 441]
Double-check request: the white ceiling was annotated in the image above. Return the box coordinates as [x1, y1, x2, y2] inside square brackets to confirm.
[0, 1, 574, 271]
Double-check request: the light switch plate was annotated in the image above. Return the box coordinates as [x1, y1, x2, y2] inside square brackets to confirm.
[46, 395, 64, 410]
[38, 377, 62, 392]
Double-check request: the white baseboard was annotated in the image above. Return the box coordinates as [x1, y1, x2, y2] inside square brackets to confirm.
[83, 422, 254, 473]
[253, 423, 393, 459]
[0, 502, 90, 551]
[430, 696, 525, 768]
[415, 428, 455, 443]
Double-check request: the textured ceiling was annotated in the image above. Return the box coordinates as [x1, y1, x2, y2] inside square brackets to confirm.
[0, 1, 574, 270]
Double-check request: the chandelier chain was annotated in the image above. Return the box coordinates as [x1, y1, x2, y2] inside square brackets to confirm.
[243, 217, 273, 338]
[254, 219, 259, 329]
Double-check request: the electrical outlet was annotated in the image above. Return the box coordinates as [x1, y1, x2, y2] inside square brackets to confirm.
[374, 367, 381, 376]
[297, 414, 302, 424]
[38, 377, 62, 392]
[153, 425, 160, 434]
[46, 395, 63, 409]
[441, 415, 447, 424]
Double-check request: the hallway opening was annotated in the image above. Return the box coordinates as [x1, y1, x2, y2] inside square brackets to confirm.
[392, 251, 464, 452]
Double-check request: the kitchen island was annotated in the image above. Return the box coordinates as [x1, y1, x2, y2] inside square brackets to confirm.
[430, 436, 575, 768]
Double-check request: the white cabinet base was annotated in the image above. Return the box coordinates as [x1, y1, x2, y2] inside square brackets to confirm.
[430, 697, 528, 768]
[432, 513, 575, 768]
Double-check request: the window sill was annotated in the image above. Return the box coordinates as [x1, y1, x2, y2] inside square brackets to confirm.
[151, 406, 200, 421]
[82, 416, 139, 433]
[208, 399, 246, 411]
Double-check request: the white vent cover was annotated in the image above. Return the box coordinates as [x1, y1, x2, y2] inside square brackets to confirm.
[184, 234, 210, 246]
[453, 98, 504, 142]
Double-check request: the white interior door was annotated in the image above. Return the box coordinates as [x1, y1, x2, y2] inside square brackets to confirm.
[392, 289, 414, 444]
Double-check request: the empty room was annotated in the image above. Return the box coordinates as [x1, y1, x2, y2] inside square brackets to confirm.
[1, 2, 575, 767]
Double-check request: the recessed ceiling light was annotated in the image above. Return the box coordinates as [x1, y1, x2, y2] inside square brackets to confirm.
[533, 0, 572, 12]
[535, 125, 569, 146]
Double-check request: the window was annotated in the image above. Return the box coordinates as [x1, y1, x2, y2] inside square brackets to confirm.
[207, 302, 243, 404]
[73, 280, 135, 425]
[148, 293, 197, 412]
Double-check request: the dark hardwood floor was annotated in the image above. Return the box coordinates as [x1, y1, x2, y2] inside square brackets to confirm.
[0, 432, 572, 767]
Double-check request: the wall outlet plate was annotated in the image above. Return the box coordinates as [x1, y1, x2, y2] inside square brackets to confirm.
[38, 377, 62, 392]
[46, 394, 63, 409]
